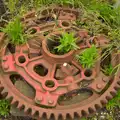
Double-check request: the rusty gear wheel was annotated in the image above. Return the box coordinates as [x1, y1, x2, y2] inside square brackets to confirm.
[0, 6, 120, 120]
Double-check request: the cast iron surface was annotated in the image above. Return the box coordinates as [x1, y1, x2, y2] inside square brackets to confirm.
[0, 5, 120, 120]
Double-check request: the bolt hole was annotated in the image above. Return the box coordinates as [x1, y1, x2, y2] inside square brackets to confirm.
[30, 28, 37, 34]
[18, 56, 26, 64]
[62, 21, 70, 27]
[84, 69, 92, 77]
[45, 80, 55, 88]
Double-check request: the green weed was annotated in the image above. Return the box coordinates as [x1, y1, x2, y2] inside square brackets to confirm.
[76, 45, 99, 68]
[101, 64, 114, 76]
[6, 0, 19, 14]
[55, 32, 79, 54]
[0, 17, 26, 45]
[106, 90, 120, 111]
[108, 29, 120, 41]
[0, 99, 10, 117]
[81, 117, 87, 120]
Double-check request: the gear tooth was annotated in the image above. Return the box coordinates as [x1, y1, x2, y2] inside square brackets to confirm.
[62, 113, 66, 120]
[38, 111, 42, 118]
[47, 113, 51, 120]
[17, 102, 22, 109]
[99, 101, 103, 107]
[31, 109, 36, 116]
[70, 113, 74, 119]
[24, 106, 29, 113]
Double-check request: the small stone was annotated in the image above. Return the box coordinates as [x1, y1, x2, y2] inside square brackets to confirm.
[63, 63, 67, 67]
[100, 115, 105, 120]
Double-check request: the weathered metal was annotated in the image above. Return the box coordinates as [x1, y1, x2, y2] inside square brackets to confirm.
[0, 6, 120, 120]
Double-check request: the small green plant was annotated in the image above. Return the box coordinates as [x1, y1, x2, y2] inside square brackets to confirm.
[0, 17, 26, 45]
[55, 32, 79, 54]
[0, 99, 10, 117]
[108, 29, 120, 41]
[102, 64, 114, 76]
[7, 0, 19, 14]
[76, 45, 98, 68]
[81, 117, 87, 120]
[106, 89, 120, 111]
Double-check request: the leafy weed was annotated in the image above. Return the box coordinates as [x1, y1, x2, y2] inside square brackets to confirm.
[76, 45, 99, 68]
[0, 99, 10, 117]
[0, 17, 26, 45]
[55, 32, 79, 54]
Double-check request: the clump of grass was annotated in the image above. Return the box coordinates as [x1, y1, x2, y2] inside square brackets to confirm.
[76, 45, 98, 68]
[108, 29, 120, 41]
[108, 29, 120, 50]
[88, 1, 120, 28]
[0, 99, 10, 117]
[6, 0, 19, 14]
[78, 11, 111, 36]
[81, 117, 87, 120]
[0, 17, 26, 45]
[55, 32, 79, 54]
[106, 90, 120, 111]
[102, 64, 114, 76]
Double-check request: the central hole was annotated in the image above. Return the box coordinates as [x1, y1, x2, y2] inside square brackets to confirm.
[62, 21, 70, 27]
[47, 35, 62, 55]
[45, 80, 55, 88]
[84, 69, 92, 77]
[18, 56, 26, 64]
